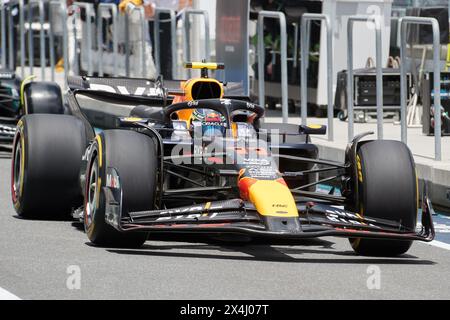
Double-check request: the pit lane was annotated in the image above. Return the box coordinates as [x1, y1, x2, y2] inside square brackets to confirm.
[0, 155, 449, 300]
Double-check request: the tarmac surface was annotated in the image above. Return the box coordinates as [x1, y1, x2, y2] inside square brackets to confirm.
[0, 155, 449, 300]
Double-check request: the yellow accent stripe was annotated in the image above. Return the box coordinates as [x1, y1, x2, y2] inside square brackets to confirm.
[94, 135, 103, 208]
[356, 155, 363, 183]
[95, 135, 103, 168]
[122, 117, 143, 122]
[20, 75, 36, 110]
[231, 122, 237, 138]
[202, 202, 211, 217]
[96, 177, 101, 208]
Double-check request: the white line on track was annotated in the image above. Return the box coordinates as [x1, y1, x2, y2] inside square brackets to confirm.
[0, 287, 21, 300]
[422, 240, 450, 251]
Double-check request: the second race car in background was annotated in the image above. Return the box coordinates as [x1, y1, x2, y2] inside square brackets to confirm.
[0, 69, 65, 149]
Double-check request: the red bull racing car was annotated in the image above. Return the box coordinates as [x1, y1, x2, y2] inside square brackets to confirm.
[11, 62, 435, 256]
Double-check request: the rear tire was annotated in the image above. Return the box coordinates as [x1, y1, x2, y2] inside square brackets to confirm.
[84, 130, 157, 248]
[349, 140, 418, 256]
[11, 114, 86, 218]
[23, 82, 64, 115]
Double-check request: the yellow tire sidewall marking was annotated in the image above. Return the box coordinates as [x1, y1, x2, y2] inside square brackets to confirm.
[94, 135, 103, 208]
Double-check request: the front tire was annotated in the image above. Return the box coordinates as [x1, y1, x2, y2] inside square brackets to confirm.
[349, 140, 418, 256]
[84, 130, 157, 248]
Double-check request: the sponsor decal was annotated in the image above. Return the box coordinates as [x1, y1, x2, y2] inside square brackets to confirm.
[187, 100, 199, 107]
[155, 204, 226, 221]
[0, 72, 14, 79]
[0, 124, 16, 136]
[89, 83, 163, 97]
[324, 208, 379, 227]
[246, 165, 278, 179]
[156, 212, 222, 221]
[220, 99, 232, 106]
[106, 173, 120, 189]
[246, 102, 256, 110]
[243, 158, 271, 166]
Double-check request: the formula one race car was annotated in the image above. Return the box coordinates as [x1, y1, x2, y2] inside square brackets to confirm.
[0, 70, 21, 146]
[0, 70, 65, 148]
[10, 62, 435, 256]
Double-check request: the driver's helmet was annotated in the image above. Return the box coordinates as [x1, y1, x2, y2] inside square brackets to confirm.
[191, 108, 226, 137]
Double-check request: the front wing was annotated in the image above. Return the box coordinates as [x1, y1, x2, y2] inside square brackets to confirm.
[103, 168, 435, 242]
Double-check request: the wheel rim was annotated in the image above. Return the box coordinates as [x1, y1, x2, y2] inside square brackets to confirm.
[12, 136, 22, 201]
[85, 155, 99, 229]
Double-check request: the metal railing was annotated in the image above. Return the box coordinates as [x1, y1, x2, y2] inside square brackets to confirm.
[400, 17, 441, 161]
[257, 10, 288, 123]
[182, 9, 210, 78]
[70, 2, 94, 76]
[27, 0, 46, 79]
[0, 1, 7, 68]
[0, 1, 15, 70]
[12, 1, 177, 81]
[48, 0, 68, 84]
[292, 22, 298, 69]
[48, 2, 55, 81]
[97, 3, 118, 77]
[347, 15, 384, 142]
[1, 5, 445, 161]
[7, 3, 13, 70]
[1, 2, 207, 83]
[154, 7, 176, 79]
[128, 5, 147, 78]
[18, 0, 25, 78]
[300, 13, 333, 141]
[1, 0, 69, 85]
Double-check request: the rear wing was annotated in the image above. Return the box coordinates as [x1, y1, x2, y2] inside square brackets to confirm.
[67, 75, 173, 106]
[67, 76, 249, 103]
[67, 75, 165, 98]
